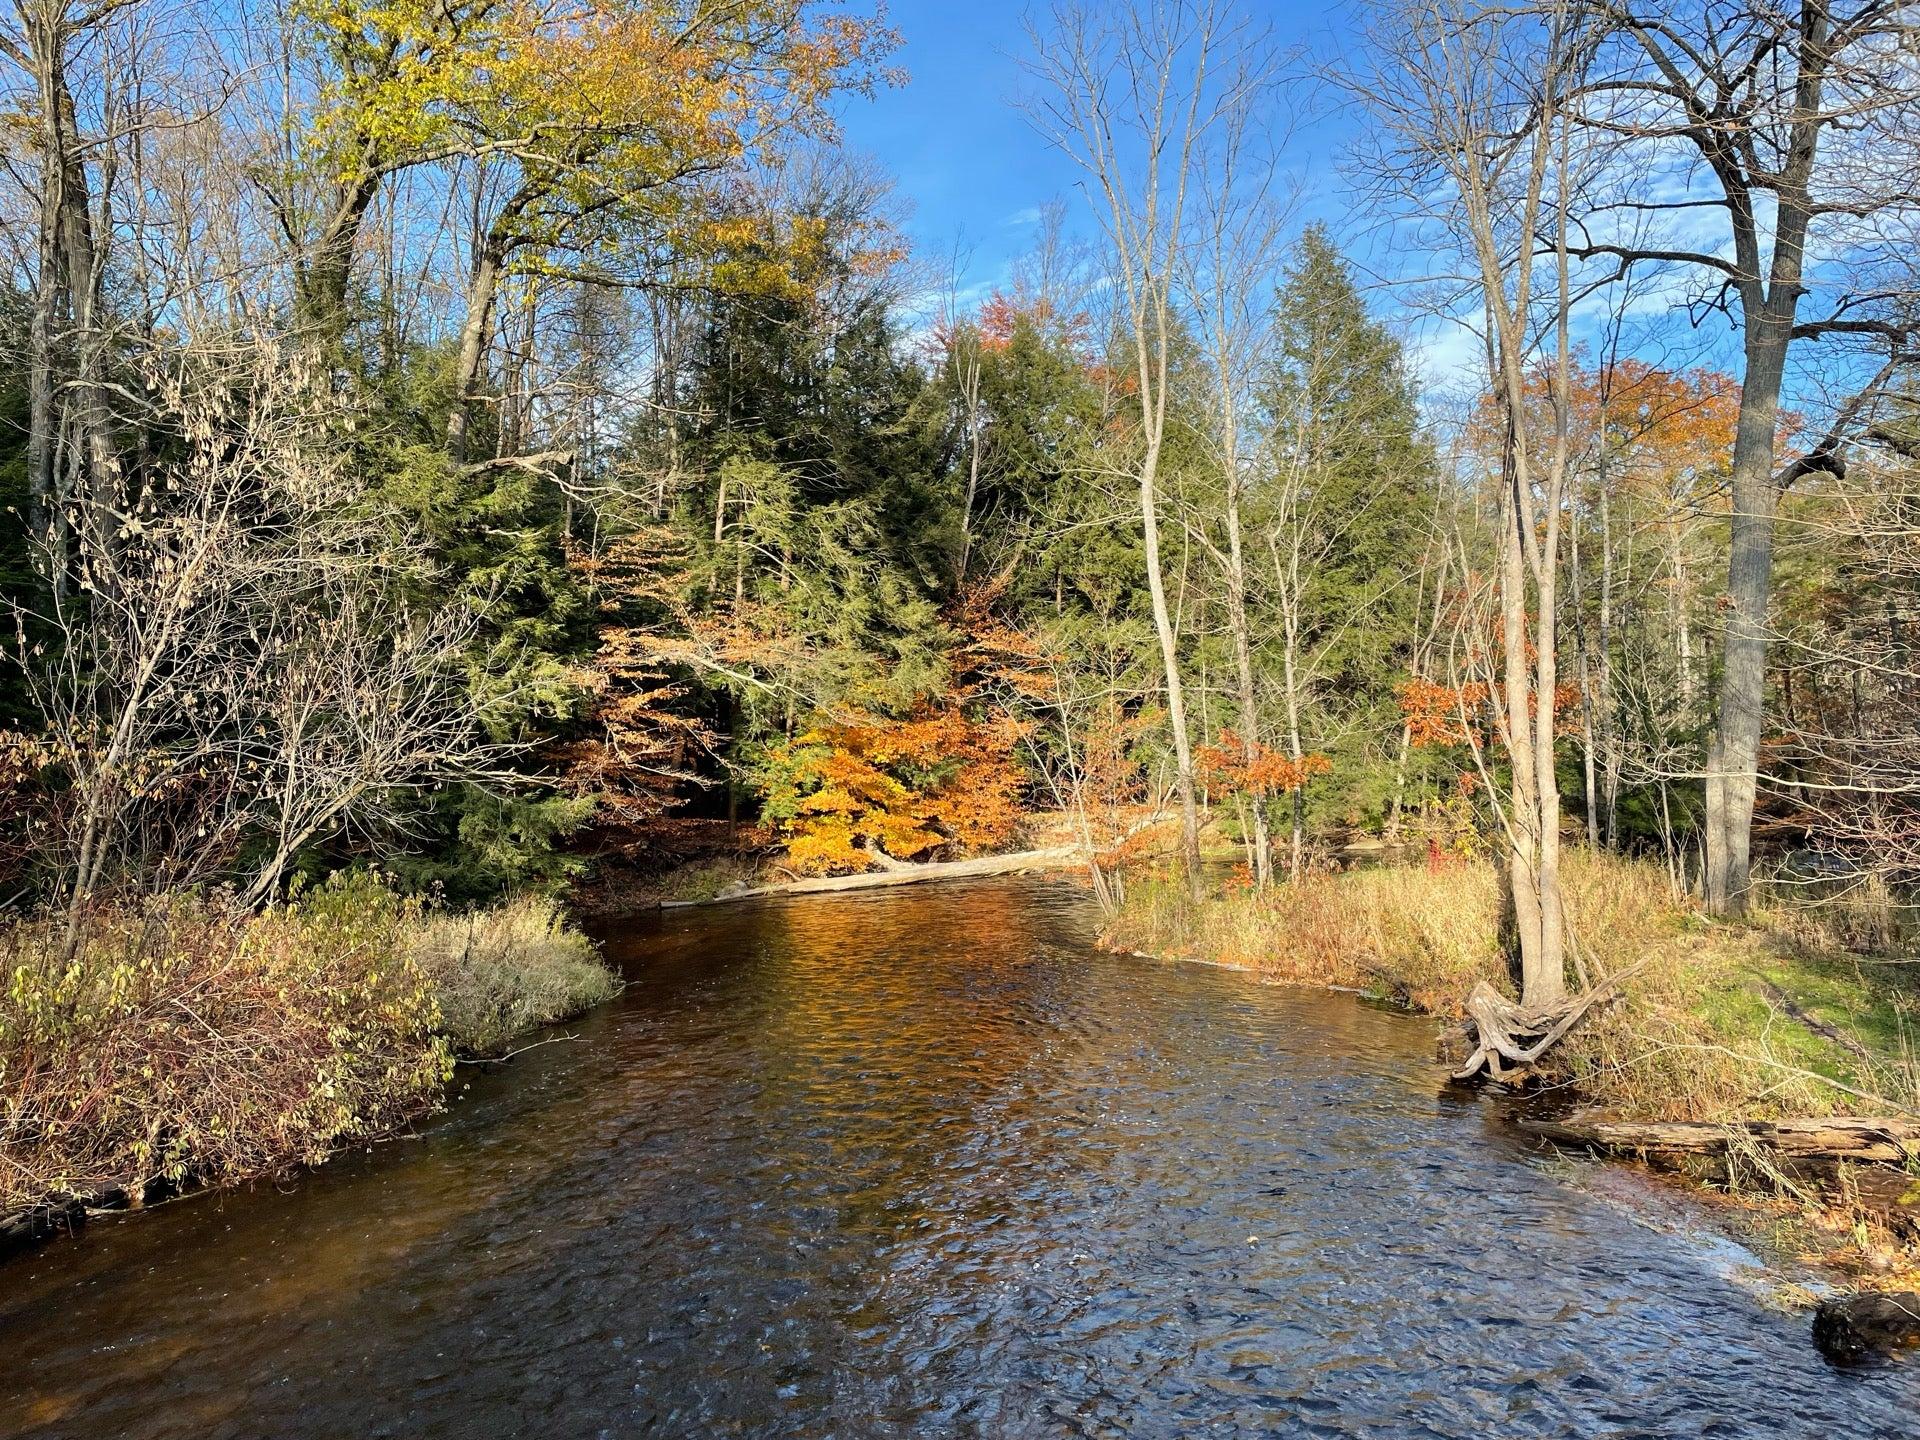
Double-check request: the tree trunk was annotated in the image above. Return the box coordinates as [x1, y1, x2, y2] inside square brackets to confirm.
[1597, 464, 1617, 846]
[30, 24, 114, 553]
[1705, 321, 1791, 915]
[1386, 721, 1412, 840]
[957, 351, 982, 583]
[1500, 453, 1565, 1010]
[295, 173, 381, 342]
[1223, 497, 1270, 886]
[1697, 0, 1831, 918]
[446, 236, 507, 462]
[1673, 525, 1694, 706]
[1281, 639, 1306, 883]
[25, 54, 62, 581]
[1140, 446, 1200, 889]
[1571, 504, 1599, 847]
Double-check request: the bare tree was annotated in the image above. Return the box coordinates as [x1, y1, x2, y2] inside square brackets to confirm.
[1026, 0, 1267, 891]
[1567, 0, 1920, 914]
[1175, 26, 1288, 886]
[8, 343, 523, 940]
[1354, 0, 1596, 1034]
[2, 0, 142, 577]
[1760, 399, 1920, 900]
[933, 241, 990, 583]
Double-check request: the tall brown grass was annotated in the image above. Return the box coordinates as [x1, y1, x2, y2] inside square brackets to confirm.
[1106, 850, 1920, 1123]
[1108, 861, 1505, 1009]
[411, 896, 619, 1057]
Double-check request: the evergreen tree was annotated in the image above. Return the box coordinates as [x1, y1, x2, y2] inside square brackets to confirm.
[1260, 225, 1436, 829]
[324, 341, 595, 899]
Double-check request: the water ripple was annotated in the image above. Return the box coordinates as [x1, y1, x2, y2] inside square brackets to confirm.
[1, 878, 1914, 1438]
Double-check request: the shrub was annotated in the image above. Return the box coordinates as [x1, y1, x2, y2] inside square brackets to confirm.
[0, 880, 616, 1225]
[410, 895, 619, 1057]
[0, 877, 450, 1218]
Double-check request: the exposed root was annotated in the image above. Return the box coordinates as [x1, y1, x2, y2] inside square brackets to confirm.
[1451, 960, 1647, 1082]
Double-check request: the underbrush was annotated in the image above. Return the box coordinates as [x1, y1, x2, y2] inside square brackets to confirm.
[1108, 861, 1504, 1009]
[0, 878, 614, 1227]
[649, 855, 765, 905]
[1105, 850, 1920, 1124]
[411, 895, 619, 1056]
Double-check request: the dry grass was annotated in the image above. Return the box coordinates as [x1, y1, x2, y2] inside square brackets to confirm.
[1106, 850, 1920, 1124]
[410, 895, 619, 1057]
[1108, 861, 1504, 1009]
[1754, 869, 1904, 956]
[1563, 863, 1920, 1122]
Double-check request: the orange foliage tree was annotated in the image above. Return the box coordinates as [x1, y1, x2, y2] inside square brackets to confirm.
[758, 708, 1027, 874]
[753, 585, 1037, 875]
[1195, 728, 1331, 806]
[1468, 357, 1743, 490]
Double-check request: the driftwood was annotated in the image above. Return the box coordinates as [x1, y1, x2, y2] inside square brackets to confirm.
[660, 846, 1084, 908]
[1813, 1291, 1920, 1364]
[1450, 960, 1646, 1081]
[1518, 1114, 1920, 1165]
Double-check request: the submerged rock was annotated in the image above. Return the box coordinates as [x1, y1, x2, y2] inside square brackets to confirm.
[1812, 1292, 1920, 1364]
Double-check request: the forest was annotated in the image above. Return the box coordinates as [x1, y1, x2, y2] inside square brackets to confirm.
[6, 0, 1920, 1355]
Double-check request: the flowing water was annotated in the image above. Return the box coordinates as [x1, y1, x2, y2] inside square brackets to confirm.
[2, 877, 1916, 1438]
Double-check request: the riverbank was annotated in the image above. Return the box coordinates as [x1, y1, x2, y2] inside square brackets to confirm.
[567, 807, 1248, 917]
[1102, 851, 1920, 1288]
[659, 846, 1085, 907]
[569, 811, 1099, 915]
[0, 877, 616, 1250]
[10, 870, 1910, 1435]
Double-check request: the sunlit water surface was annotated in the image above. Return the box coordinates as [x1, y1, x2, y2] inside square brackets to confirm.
[3, 877, 1915, 1437]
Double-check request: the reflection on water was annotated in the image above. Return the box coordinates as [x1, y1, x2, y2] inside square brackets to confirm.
[2, 876, 1915, 1438]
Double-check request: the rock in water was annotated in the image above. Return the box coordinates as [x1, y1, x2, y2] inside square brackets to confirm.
[1813, 1292, 1920, 1364]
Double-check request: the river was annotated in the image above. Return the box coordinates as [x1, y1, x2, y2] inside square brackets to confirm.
[1, 877, 1915, 1437]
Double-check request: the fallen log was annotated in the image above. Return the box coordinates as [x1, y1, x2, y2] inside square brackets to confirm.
[660, 846, 1084, 908]
[1812, 1291, 1920, 1364]
[1517, 1114, 1920, 1165]
[1756, 976, 1876, 1064]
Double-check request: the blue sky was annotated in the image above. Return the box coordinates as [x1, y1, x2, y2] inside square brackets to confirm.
[837, 2, 1083, 293]
[829, 1, 1536, 399]
[836, 2, 1362, 316]
[829, 3, 1788, 403]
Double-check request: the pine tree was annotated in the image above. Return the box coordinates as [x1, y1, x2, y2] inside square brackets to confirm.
[1260, 224, 1436, 835]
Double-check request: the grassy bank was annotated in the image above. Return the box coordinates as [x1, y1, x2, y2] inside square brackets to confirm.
[1107, 852, 1920, 1282]
[1105, 851, 1920, 1123]
[0, 878, 616, 1234]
